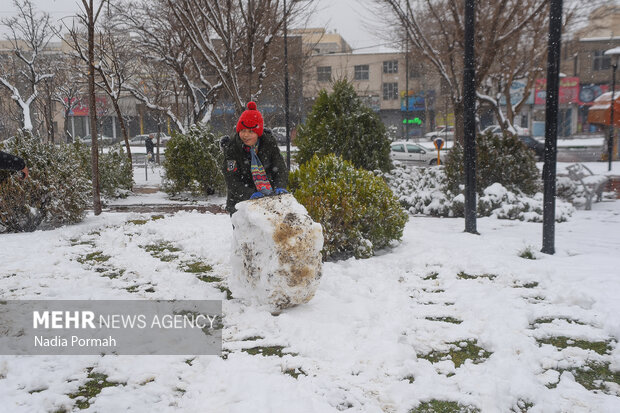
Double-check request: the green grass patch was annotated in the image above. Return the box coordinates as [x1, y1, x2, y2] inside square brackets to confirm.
[572, 361, 620, 394]
[127, 219, 149, 225]
[419, 340, 492, 368]
[423, 288, 445, 293]
[197, 274, 221, 283]
[217, 285, 233, 300]
[404, 375, 415, 383]
[144, 287, 155, 293]
[283, 367, 307, 379]
[242, 346, 296, 357]
[151, 215, 165, 221]
[425, 316, 462, 324]
[242, 336, 264, 341]
[77, 251, 111, 265]
[410, 400, 480, 413]
[531, 317, 586, 326]
[457, 271, 497, 280]
[537, 336, 613, 355]
[519, 246, 536, 260]
[423, 272, 439, 280]
[185, 358, 194, 366]
[513, 281, 539, 289]
[182, 262, 213, 273]
[124, 285, 139, 293]
[67, 371, 124, 410]
[142, 241, 181, 262]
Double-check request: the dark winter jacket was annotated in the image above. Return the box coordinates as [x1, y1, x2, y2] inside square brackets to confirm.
[221, 129, 288, 214]
[145, 138, 155, 153]
[0, 151, 26, 171]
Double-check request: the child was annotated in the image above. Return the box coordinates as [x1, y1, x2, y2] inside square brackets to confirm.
[221, 101, 288, 215]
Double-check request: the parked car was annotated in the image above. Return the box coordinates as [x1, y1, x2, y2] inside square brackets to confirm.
[270, 127, 288, 145]
[424, 125, 454, 141]
[517, 134, 544, 161]
[78, 135, 114, 146]
[130, 133, 170, 146]
[390, 141, 441, 166]
[482, 124, 530, 136]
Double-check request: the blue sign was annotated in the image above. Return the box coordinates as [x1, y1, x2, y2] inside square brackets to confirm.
[434, 138, 444, 150]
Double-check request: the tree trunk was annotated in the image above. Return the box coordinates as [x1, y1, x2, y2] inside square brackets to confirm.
[156, 122, 161, 164]
[111, 98, 133, 170]
[453, 99, 465, 144]
[87, 1, 102, 216]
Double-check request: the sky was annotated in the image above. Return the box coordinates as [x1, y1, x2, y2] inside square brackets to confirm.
[1, 0, 388, 50]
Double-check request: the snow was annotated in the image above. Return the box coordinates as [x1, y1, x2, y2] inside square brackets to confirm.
[230, 194, 323, 311]
[1, 174, 620, 411]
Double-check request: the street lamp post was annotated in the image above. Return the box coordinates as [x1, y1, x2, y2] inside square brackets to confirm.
[604, 47, 620, 171]
[283, 0, 291, 172]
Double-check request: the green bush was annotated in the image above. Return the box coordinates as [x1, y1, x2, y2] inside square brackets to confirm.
[289, 154, 408, 260]
[443, 130, 539, 196]
[162, 124, 225, 196]
[0, 131, 91, 232]
[72, 142, 133, 199]
[295, 80, 392, 172]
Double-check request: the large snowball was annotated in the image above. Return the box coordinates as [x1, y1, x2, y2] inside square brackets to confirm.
[230, 194, 323, 310]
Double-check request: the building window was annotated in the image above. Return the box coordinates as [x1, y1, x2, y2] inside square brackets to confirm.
[409, 65, 421, 78]
[317, 66, 332, 82]
[383, 82, 398, 100]
[354, 65, 369, 80]
[383, 60, 398, 74]
[593, 51, 611, 71]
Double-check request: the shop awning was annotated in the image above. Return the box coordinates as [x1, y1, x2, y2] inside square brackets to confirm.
[587, 91, 620, 127]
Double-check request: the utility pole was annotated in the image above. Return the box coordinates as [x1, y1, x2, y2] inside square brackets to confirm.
[463, 0, 477, 234]
[284, 0, 291, 171]
[541, 0, 563, 255]
[405, 35, 409, 140]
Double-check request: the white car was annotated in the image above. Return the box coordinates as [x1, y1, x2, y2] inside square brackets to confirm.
[482, 124, 530, 136]
[424, 125, 454, 141]
[390, 141, 441, 166]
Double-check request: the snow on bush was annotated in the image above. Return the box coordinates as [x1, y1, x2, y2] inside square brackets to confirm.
[290, 154, 408, 260]
[162, 124, 225, 196]
[0, 131, 90, 232]
[73, 141, 133, 199]
[378, 163, 575, 222]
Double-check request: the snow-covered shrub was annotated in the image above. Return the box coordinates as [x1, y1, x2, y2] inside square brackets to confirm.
[0, 131, 90, 232]
[289, 154, 408, 260]
[379, 163, 574, 222]
[294, 80, 392, 172]
[444, 130, 539, 196]
[72, 142, 133, 199]
[162, 124, 225, 196]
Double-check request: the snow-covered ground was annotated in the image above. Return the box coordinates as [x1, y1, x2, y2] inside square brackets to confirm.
[1, 175, 619, 412]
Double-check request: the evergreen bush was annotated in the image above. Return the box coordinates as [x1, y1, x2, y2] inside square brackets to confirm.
[443, 130, 539, 196]
[0, 131, 91, 232]
[294, 80, 392, 172]
[162, 124, 225, 196]
[289, 154, 408, 260]
[72, 142, 133, 199]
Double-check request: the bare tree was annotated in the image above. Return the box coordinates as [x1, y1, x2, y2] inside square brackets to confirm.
[66, 6, 134, 169]
[168, 0, 307, 114]
[52, 56, 84, 143]
[0, 0, 54, 132]
[121, 0, 212, 129]
[69, 0, 107, 216]
[377, 0, 555, 140]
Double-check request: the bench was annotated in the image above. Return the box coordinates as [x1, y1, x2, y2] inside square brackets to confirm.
[565, 163, 608, 210]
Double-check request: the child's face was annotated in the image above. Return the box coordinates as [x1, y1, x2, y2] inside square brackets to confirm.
[239, 129, 259, 146]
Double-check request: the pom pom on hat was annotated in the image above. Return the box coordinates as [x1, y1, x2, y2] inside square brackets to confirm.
[236, 101, 264, 137]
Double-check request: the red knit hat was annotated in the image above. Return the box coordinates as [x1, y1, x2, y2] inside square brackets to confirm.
[236, 101, 264, 137]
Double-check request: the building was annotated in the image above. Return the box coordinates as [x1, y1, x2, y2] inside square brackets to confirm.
[299, 29, 443, 139]
[558, 4, 620, 136]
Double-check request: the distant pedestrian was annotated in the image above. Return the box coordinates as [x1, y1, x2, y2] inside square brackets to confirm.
[145, 135, 155, 163]
[0, 151, 29, 179]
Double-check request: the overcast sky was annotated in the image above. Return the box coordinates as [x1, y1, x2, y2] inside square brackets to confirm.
[0, 0, 390, 51]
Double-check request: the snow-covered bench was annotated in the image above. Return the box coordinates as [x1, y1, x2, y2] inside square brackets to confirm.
[565, 163, 608, 210]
